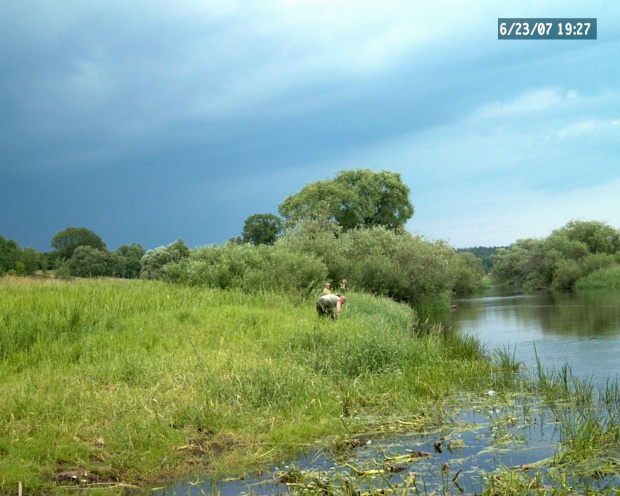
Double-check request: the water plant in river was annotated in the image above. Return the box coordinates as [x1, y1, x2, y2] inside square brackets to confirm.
[0, 277, 497, 494]
[3, 277, 620, 495]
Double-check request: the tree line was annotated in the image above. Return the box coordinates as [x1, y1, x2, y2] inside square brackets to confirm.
[1, 169, 489, 312]
[0, 228, 145, 279]
[4, 170, 618, 299]
[491, 220, 620, 291]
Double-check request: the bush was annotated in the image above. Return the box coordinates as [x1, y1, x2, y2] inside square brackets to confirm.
[551, 260, 582, 291]
[171, 242, 328, 294]
[67, 246, 113, 277]
[492, 220, 620, 291]
[574, 265, 620, 290]
[140, 239, 190, 280]
[278, 223, 460, 308]
[451, 252, 486, 294]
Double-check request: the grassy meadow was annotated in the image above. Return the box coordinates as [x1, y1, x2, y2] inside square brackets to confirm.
[0, 276, 505, 494]
[2, 276, 620, 495]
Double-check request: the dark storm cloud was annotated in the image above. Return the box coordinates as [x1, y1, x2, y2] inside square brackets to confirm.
[1, 1, 620, 250]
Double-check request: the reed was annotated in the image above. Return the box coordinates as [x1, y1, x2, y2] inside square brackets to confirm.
[3, 276, 618, 495]
[0, 277, 501, 494]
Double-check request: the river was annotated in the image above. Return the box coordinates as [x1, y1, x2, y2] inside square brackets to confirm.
[159, 288, 620, 495]
[445, 288, 620, 383]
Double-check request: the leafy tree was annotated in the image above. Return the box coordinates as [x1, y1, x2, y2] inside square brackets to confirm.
[116, 244, 145, 259]
[114, 244, 145, 279]
[242, 214, 283, 245]
[456, 246, 507, 271]
[492, 220, 620, 291]
[51, 227, 106, 260]
[452, 252, 486, 294]
[492, 238, 558, 290]
[140, 239, 190, 280]
[276, 219, 347, 284]
[277, 223, 462, 308]
[278, 169, 414, 231]
[67, 246, 113, 277]
[554, 220, 620, 255]
[0, 235, 21, 273]
[20, 247, 40, 275]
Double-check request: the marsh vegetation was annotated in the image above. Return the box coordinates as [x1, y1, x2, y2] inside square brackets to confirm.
[2, 277, 620, 495]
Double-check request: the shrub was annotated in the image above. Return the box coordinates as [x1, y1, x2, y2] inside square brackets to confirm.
[574, 265, 620, 290]
[172, 242, 327, 294]
[140, 239, 190, 280]
[551, 260, 582, 291]
[67, 246, 113, 277]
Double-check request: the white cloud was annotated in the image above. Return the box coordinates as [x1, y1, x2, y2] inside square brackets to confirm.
[557, 120, 597, 138]
[476, 89, 565, 119]
[411, 175, 620, 247]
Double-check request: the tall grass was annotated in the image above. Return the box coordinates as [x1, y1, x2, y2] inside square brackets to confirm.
[574, 265, 620, 290]
[0, 277, 505, 494]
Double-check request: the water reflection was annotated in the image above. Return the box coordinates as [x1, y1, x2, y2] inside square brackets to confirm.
[448, 288, 620, 382]
[158, 400, 564, 496]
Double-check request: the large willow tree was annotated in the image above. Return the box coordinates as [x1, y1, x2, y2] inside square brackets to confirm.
[278, 169, 414, 231]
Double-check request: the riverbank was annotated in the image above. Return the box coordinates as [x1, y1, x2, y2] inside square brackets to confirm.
[2, 277, 619, 495]
[0, 277, 501, 494]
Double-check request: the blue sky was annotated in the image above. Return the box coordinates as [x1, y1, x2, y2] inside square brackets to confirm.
[1, 1, 619, 252]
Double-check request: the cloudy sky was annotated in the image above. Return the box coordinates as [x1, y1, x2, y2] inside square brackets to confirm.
[2, 1, 619, 252]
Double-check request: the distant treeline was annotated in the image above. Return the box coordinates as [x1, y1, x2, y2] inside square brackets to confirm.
[491, 220, 620, 291]
[0, 229, 144, 279]
[456, 246, 508, 271]
[0, 224, 486, 312]
[4, 170, 618, 301]
[2, 170, 492, 313]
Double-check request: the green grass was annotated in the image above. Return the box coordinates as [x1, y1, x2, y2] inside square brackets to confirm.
[2, 276, 619, 495]
[575, 265, 620, 290]
[0, 277, 500, 494]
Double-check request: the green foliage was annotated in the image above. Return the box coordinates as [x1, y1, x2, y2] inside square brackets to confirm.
[0, 235, 22, 273]
[19, 247, 40, 275]
[115, 243, 145, 259]
[50, 227, 106, 260]
[113, 244, 145, 278]
[0, 236, 44, 276]
[66, 246, 114, 277]
[551, 259, 582, 291]
[555, 219, 620, 255]
[451, 251, 486, 294]
[167, 242, 327, 294]
[139, 239, 190, 280]
[242, 213, 283, 245]
[279, 168, 414, 231]
[341, 228, 456, 306]
[457, 246, 508, 271]
[276, 219, 348, 284]
[278, 223, 465, 309]
[574, 265, 620, 290]
[492, 220, 620, 291]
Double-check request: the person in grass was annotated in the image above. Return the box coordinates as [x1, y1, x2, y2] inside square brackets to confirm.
[322, 283, 332, 295]
[316, 293, 347, 319]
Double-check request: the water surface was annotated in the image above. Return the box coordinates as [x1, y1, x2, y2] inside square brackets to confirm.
[446, 288, 620, 383]
[158, 288, 620, 495]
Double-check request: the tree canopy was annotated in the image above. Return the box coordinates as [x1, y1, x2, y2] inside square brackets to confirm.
[492, 220, 620, 291]
[278, 169, 414, 231]
[242, 214, 283, 245]
[51, 227, 106, 260]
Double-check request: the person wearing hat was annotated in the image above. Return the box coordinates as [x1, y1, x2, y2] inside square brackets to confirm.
[316, 293, 347, 319]
[322, 283, 332, 295]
